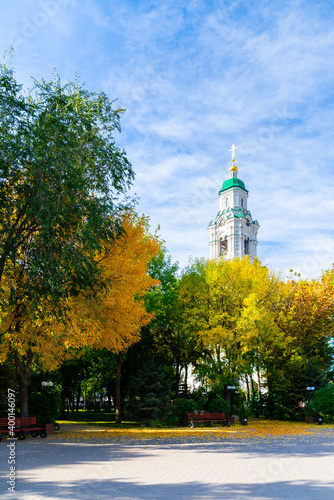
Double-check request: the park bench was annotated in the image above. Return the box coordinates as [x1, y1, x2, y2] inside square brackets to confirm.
[186, 411, 231, 428]
[0, 417, 47, 441]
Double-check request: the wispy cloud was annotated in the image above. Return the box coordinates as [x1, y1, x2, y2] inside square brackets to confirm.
[1, 0, 333, 278]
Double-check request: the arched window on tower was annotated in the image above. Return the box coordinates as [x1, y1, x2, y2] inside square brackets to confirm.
[244, 237, 249, 255]
[241, 198, 244, 208]
[221, 237, 228, 255]
[226, 198, 229, 208]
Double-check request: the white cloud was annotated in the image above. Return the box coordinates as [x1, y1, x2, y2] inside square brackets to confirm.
[1, 0, 333, 277]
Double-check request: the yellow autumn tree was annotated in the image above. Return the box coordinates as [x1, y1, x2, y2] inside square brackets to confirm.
[265, 269, 334, 404]
[0, 276, 71, 416]
[66, 212, 160, 422]
[0, 212, 160, 417]
[180, 257, 273, 386]
[179, 255, 284, 412]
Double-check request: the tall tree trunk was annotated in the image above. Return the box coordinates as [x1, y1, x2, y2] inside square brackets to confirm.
[224, 385, 231, 409]
[184, 364, 188, 397]
[256, 366, 261, 392]
[61, 392, 66, 419]
[106, 379, 113, 413]
[266, 367, 270, 400]
[245, 374, 251, 401]
[107, 393, 112, 413]
[60, 364, 67, 418]
[251, 376, 255, 398]
[115, 352, 125, 424]
[257, 365, 263, 409]
[15, 351, 34, 417]
[250, 376, 256, 415]
[175, 358, 180, 398]
[76, 383, 81, 412]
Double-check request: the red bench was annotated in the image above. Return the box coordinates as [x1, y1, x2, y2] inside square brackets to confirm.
[186, 411, 231, 428]
[0, 417, 47, 441]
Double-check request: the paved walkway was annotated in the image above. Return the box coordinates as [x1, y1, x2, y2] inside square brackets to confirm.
[1, 425, 334, 499]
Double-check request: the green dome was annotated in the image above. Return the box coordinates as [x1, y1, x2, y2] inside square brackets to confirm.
[219, 177, 248, 194]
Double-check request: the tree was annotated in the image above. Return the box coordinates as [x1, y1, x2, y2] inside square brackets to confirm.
[0, 62, 134, 311]
[177, 257, 334, 418]
[313, 383, 334, 421]
[238, 268, 334, 417]
[277, 272, 334, 367]
[0, 211, 159, 417]
[127, 359, 172, 423]
[179, 257, 274, 396]
[65, 212, 160, 423]
[0, 63, 135, 415]
[143, 247, 199, 397]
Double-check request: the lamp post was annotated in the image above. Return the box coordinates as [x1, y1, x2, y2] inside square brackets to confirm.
[41, 381, 53, 424]
[227, 386, 236, 417]
[306, 386, 315, 423]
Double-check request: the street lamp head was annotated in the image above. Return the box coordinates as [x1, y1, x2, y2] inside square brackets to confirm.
[306, 386, 315, 391]
[41, 381, 53, 387]
[227, 386, 236, 390]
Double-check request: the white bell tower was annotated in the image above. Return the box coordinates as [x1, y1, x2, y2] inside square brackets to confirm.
[208, 145, 259, 259]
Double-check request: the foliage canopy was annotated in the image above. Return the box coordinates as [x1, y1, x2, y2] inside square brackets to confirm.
[0, 63, 134, 316]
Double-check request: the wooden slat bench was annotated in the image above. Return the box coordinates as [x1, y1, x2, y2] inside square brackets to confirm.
[186, 411, 231, 428]
[0, 417, 47, 441]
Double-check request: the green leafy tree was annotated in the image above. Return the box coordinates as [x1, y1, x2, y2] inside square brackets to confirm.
[0, 63, 133, 304]
[124, 246, 193, 399]
[144, 247, 202, 397]
[127, 359, 171, 423]
[313, 383, 334, 421]
[29, 384, 61, 426]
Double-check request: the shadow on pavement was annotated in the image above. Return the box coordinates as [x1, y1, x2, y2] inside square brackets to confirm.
[6, 477, 334, 499]
[0, 430, 333, 499]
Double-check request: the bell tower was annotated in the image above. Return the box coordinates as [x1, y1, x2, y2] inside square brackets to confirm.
[208, 145, 259, 259]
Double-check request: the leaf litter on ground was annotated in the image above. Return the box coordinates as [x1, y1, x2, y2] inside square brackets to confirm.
[47, 419, 334, 446]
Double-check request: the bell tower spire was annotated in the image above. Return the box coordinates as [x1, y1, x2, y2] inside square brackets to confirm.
[228, 144, 238, 178]
[208, 145, 260, 260]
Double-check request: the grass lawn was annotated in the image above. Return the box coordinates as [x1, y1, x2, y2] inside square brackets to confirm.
[58, 409, 141, 428]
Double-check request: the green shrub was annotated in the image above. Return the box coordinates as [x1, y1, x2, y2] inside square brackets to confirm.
[238, 401, 251, 420]
[206, 394, 229, 413]
[146, 419, 164, 428]
[29, 386, 61, 425]
[167, 398, 198, 426]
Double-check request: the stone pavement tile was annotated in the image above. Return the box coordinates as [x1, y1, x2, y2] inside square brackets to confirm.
[1, 428, 333, 500]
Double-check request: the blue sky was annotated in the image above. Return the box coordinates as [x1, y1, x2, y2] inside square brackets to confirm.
[1, 0, 334, 278]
